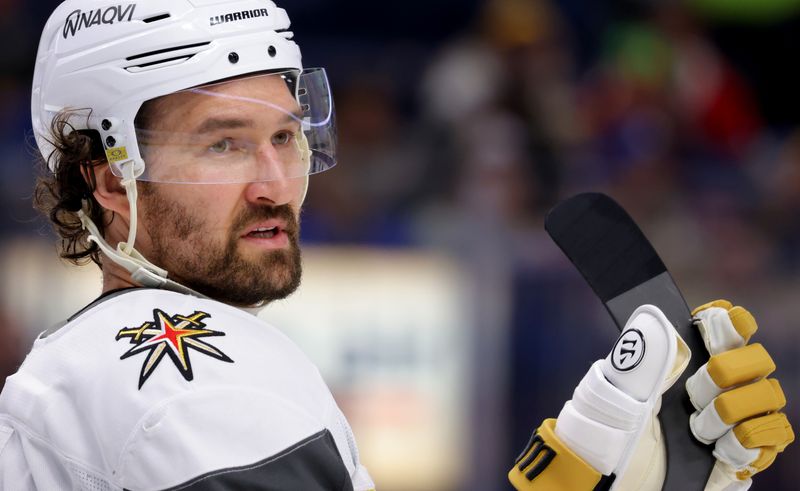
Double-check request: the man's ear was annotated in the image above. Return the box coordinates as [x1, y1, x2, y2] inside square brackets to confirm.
[84, 162, 130, 221]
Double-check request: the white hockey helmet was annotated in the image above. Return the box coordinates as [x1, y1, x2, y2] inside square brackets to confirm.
[32, 0, 335, 184]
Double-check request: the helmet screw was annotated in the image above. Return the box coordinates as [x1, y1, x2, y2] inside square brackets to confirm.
[101, 119, 112, 131]
[106, 136, 116, 147]
[268, 46, 277, 57]
[228, 52, 240, 64]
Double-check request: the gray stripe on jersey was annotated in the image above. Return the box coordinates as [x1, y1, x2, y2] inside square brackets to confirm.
[156, 429, 354, 491]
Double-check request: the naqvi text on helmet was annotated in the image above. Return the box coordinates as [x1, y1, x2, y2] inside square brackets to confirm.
[63, 4, 137, 40]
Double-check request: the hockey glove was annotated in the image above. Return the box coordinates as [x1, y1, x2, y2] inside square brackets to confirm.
[686, 300, 795, 491]
[509, 304, 690, 491]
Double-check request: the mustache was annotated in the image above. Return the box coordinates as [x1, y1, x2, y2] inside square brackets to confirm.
[233, 204, 299, 237]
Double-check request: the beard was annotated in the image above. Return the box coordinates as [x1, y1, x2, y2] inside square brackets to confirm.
[137, 184, 302, 306]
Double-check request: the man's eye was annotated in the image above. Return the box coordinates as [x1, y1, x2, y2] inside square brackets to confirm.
[209, 138, 233, 153]
[272, 131, 294, 146]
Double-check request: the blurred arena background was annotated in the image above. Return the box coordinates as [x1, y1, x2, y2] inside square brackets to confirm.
[2, 0, 800, 489]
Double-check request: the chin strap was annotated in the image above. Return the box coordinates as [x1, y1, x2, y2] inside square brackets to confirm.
[79, 161, 204, 298]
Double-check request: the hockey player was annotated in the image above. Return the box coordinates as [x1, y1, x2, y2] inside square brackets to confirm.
[0, 1, 792, 490]
[0, 1, 373, 489]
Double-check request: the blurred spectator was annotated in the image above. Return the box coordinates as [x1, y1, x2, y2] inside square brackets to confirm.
[302, 80, 425, 246]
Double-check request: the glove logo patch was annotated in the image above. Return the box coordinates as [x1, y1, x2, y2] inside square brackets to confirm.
[611, 328, 646, 372]
[115, 309, 234, 390]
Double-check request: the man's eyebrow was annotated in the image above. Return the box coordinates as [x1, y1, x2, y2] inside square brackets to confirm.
[194, 110, 304, 133]
[195, 118, 254, 134]
[281, 108, 305, 124]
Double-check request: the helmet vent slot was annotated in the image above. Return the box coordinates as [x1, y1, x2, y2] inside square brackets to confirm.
[143, 13, 171, 24]
[126, 55, 195, 73]
[126, 42, 211, 62]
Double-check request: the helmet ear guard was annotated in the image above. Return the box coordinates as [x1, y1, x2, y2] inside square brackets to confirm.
[81, 129, 108, 164]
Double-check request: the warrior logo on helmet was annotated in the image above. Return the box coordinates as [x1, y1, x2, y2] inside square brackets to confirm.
[63, 4, 137, 40]
[210, 8, 269, 27]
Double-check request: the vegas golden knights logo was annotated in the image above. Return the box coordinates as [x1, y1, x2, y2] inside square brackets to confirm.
[116, 309, 233, 389]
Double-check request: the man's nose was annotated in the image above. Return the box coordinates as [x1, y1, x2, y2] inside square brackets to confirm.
[243, 144, 300, 205]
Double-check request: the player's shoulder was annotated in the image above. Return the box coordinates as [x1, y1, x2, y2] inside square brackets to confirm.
[1, 288, 332, 459]
[50, 288, 320, 389]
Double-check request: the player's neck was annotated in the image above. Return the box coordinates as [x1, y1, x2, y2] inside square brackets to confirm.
[100, 255, 140, 294]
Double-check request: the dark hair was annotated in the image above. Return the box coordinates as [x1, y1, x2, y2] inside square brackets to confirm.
[33, 111, 110, 267]
[34, 101, 160, 267]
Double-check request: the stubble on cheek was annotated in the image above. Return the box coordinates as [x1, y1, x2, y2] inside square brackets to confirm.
[137, 183, 303, 306]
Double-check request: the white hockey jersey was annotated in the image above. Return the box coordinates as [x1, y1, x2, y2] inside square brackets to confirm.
[0, 288, 375, 490]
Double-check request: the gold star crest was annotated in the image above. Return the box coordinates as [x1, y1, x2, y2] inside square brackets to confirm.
[116, 309, 233, 389]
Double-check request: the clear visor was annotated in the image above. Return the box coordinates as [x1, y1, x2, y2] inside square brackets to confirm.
[119, 68, 335, 184]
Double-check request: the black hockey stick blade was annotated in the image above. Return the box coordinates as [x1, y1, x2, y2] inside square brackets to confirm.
[544, 192, 713, 491]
